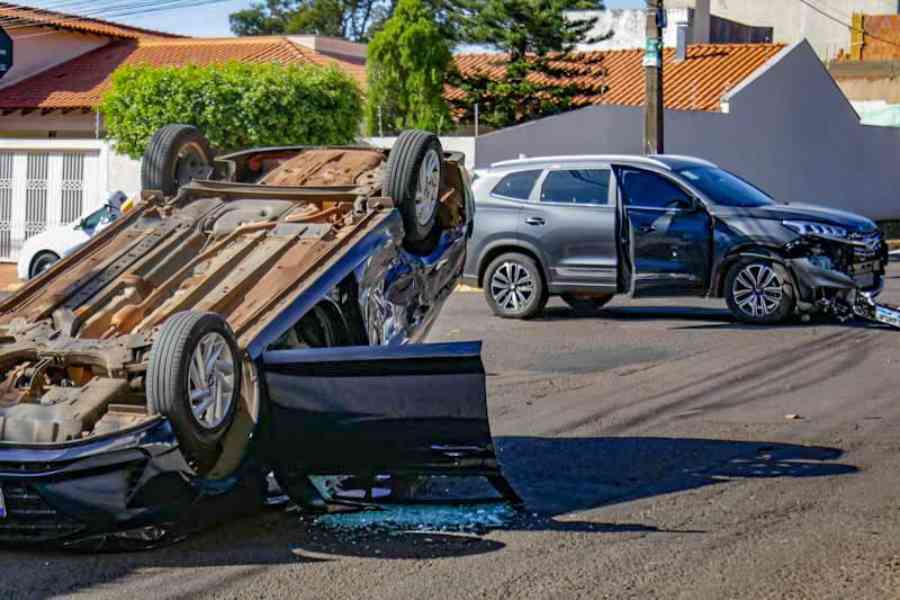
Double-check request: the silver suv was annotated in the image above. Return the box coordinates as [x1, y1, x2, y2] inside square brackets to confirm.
[463, 155, 887, 323]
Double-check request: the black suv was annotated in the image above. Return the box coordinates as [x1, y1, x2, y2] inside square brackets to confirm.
[463, 155, 887, 323]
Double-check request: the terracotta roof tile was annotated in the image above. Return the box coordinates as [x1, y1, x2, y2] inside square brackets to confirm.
[0, 37, 367, 110]
[451, 44, 785, 112]
[0, 2, 181, 39]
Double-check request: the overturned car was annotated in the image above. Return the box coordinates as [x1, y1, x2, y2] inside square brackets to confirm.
[0, 126, 511, 549]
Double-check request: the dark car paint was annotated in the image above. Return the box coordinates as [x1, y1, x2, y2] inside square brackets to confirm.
[465, 158, 885, 306]
[262, 342, 497, 476]
[0, 187, 504, 547]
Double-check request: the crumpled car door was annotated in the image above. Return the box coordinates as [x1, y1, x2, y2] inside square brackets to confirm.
[260, 341, 500, 478]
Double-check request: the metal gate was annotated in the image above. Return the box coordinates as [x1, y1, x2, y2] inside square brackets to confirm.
[0, 150, 99, 261]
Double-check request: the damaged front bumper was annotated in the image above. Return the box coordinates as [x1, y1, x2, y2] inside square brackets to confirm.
[0, 418, 264, 549]
[785, 230, 899, 327]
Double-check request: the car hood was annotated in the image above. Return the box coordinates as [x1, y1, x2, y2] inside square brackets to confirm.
[713, 203, 877, 233]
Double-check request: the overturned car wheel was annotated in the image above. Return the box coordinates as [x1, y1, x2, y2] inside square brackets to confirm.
[147, 311, 241, 474]
[384, 129, 444, 253]
[141, 124, 213, 196]
[725, 259, 796, 325]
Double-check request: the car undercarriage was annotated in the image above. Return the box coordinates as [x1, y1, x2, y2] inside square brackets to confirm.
[0, 127, 512, 547]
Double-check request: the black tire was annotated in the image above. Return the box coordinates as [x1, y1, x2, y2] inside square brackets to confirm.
[29, 250, 60, 279]
[384, 129, 443, 249]
[147, 311, 241, 474]
[561, 293, 613, 316]
[724, 258, 796, 325]
[141, 124, 213, 196]
[483, 253, 548, 319]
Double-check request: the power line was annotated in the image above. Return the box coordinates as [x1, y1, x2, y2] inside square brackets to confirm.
[795, 0, 900, 53]
[0, 0, 236, 33]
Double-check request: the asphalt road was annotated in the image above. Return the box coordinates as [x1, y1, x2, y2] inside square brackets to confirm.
[4, 268, 900, 599]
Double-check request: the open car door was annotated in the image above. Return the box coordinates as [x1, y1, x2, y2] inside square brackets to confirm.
[614, 166, 712, 298]
[260, 341, 512, 505]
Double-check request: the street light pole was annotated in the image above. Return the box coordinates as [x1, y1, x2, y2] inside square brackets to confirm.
[643, 0, 665, 155]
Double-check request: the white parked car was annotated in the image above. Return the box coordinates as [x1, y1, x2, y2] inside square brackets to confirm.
[17, 192, 126, 280]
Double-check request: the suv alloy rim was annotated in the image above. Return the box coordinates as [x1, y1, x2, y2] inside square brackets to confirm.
[733, 263, 783, 317]
[490, 261, 535, 313]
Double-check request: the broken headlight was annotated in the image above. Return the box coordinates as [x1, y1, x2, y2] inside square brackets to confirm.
[783, 220, 848, 238]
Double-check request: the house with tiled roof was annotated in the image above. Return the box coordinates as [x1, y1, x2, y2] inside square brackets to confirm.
[0, 3, 366, 263]
[0, 3, 365, 138]
[451, 44, 785, 114]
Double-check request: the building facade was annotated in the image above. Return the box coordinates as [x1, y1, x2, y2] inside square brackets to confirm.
[0, 4, 365, 263]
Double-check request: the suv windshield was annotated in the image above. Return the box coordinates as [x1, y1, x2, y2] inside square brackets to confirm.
[678, 167, 775, 208]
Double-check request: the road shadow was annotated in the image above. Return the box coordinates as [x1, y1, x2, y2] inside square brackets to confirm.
[0, 436, 856, 598]
[495, 436, 856, 515]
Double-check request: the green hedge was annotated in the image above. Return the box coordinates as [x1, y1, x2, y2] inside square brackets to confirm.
[100, 61, 363, 159]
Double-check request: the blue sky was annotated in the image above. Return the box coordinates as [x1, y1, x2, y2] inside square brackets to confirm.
[33, 0, 645, 37]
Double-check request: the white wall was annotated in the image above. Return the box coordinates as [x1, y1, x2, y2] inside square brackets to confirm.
[708, 0, 899, 59]
[475, 41, 900, 221]
[1, 27, 109, 89]
[569, 8, 700, 51]
[107, 145, 141, 198]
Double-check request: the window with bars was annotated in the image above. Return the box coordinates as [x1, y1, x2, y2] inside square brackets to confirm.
[60, 153, 85, 225]
[0, 153, 11, 258]
[24, 153, 48, 240]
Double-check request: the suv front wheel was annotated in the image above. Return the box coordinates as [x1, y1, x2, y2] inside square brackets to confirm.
[484, 253, 548, 319]
[724, 258, 796, 325]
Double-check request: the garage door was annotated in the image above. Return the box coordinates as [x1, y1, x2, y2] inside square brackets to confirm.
[0, 150, 100, 262]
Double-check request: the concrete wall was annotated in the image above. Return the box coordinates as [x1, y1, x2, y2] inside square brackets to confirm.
[1, 27, 109, 89]
[707, 0, 899, 60]
[837, 75, 900, 103]
[475, 42, 900, 221]
[106, 146, 141, 198]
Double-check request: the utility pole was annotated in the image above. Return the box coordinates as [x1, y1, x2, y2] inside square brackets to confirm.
[643, 0, 665, 155]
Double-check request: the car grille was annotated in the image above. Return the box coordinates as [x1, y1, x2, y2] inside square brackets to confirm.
[0, 482, 84, 543]
[849, 231, 883, 262]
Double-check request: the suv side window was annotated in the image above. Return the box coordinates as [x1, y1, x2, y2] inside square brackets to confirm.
[491, 170, 542, 200]
[541, 169, 610, 205]
[619, 169, 693, 210]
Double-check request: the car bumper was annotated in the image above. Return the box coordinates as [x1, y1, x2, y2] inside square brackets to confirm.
[0, 418, 264, 548]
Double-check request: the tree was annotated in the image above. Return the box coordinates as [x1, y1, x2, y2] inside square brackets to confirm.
[447, 0, 606, 128]
[230, 0, 458, 41]
[100, 62, 363, 159]
[365, 0, 452, 134]
[230, 0, 388, 39]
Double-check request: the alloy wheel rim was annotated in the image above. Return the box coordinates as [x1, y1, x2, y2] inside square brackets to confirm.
[733, 264, 783, 318]
[415, 149, 441, 227]
[188, 331, 235, 429]
[490, 261, 536, 313]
